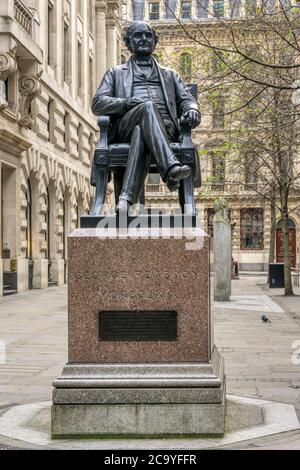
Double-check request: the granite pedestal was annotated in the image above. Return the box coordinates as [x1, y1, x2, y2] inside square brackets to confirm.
[51, 224, 226, 437]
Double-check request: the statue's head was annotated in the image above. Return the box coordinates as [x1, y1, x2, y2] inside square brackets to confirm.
[123, 21, 158, 57]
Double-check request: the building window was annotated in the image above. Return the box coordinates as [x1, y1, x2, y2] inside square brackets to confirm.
[149, 2, 160, 20]
[148, 174, 161, 184]
[47, 98, 54, 143]
[63, 21, 71, 84]
[212, 151, 225, 188]
[280, 0, 291, 8]
[212, 95, 225, 128]
[48, 1, 56, 68]
[77, 41, 83, 97]
[77, 123, 83, 159]
[197, 0, 209, 17]
[45, 188, 51, 261]
[213, 0, 224, 17]
[229, 0, 240, 18]
[89, 57, 94, 105]
[77, 0, 83, 18]
[180, 53, 192, 77]
[181, 1, 192, 19]
[0, 79, 8, 101]
[245, 0, 256, 16]
[245, 157, 258, 186]
[146, 174, 161, 192]
[26, 180, 32, 260]
[265, 0, 275, 14]
[88, 0, 94, 33]
[240, 209, 264, 250]
[64, 112, 70, 151]
[122, 3, 128, 20]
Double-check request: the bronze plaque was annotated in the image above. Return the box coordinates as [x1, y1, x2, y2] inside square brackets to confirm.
[99, 311, 177, 341]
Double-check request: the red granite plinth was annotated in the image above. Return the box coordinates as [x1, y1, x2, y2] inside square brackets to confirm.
[68, 227, 210, 364]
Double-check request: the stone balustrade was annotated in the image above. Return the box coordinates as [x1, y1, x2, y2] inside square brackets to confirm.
[14, 0, 33, 36]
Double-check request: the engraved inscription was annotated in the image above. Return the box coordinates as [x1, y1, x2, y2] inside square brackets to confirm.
[99, 311, 177, 341]
[74, 271, 200, 281]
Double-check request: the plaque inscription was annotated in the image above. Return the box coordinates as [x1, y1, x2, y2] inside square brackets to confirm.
[99, 311, 177, 341]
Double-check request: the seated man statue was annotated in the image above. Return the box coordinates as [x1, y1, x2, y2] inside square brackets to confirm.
[91, 21, 201, 211]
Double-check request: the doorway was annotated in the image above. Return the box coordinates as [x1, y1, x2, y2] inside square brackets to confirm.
[276, 218, 297, 268]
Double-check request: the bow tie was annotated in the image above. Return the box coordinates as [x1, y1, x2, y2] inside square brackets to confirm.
[135, 59, 152, 66]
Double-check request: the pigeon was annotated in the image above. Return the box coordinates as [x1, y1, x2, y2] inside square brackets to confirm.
[261, 315, 271, 323]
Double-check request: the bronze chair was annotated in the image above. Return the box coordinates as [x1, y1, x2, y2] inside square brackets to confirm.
[90, 84, 200, 216]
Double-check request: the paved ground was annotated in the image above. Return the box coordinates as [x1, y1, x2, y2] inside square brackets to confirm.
[0, 276, 299, 449]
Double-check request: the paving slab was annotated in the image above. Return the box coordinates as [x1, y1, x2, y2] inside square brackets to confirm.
[0, 395, 298, 450]
[0, 277, 299, 448]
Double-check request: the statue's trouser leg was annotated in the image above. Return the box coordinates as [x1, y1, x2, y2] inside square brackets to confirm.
[120, 125, 150, 204]
[118, 101, 180, 186]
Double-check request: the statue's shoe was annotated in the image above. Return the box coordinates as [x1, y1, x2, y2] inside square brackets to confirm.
[167, 164, 191, 182]
[166, 165, 191, 192]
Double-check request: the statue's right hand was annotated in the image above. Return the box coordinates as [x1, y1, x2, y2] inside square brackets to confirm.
[125, 97, 144, 111]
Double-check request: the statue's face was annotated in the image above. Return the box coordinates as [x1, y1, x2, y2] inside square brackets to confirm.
[128, 23, 156, 57]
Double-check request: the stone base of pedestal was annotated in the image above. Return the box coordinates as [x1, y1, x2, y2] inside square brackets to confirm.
[51, 226, 226, 438]
[51, 348, 225, 438]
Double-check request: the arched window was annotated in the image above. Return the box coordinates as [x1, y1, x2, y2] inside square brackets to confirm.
[179, 53, 192, 77]
[276, 218, 296, 230]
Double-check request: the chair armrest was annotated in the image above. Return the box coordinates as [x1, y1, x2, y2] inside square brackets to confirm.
[180, 117, 193, 148]
[98, 116, 110, 127]
[97, 116, 110, 149]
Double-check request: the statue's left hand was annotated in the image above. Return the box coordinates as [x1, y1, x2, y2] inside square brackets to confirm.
[183, 110, 201, 129]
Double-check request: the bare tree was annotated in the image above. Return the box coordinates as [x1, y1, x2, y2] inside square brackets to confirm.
[162, 1, 300, 294]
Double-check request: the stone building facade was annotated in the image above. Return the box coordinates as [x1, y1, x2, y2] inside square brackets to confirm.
[125, 0, 300, 272]
[0, 0, 123, 295]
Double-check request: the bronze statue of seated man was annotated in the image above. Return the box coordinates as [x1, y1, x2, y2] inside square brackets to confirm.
[91, 21, 201, 211]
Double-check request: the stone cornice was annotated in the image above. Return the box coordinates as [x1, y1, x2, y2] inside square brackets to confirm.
[95, 0, 108, 12]
[0, 127, 31, 155]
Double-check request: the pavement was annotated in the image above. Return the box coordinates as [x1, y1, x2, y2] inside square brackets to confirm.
[0, 276, 299, 449]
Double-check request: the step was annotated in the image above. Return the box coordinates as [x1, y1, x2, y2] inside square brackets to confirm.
[48, 281, 58, 287]
[239, 271, 268, 277]
[3, 289, 17, 296]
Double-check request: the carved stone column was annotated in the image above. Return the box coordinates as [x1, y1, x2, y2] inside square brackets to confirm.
[0, 47, 18, 111]
[18, 74, 42, 128]
[95, 1, 107, 82]
[106, 1, 123, 68]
